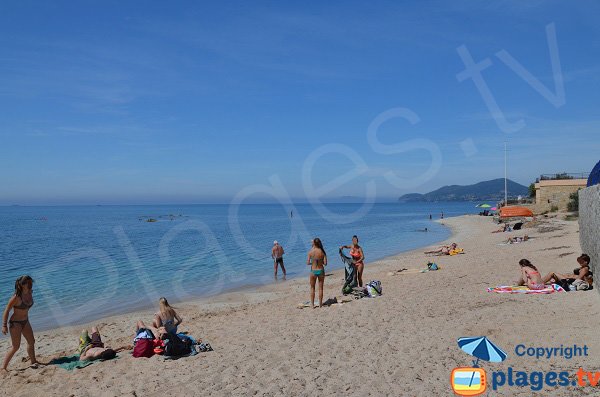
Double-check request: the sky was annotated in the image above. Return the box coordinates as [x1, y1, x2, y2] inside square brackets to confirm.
[1, 0, 599, 205]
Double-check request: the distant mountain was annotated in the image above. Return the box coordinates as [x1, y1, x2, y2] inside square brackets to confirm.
[398, 178, 529, 202]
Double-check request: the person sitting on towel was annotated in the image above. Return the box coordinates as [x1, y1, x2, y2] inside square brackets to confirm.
[515, 259, 546, 290]
[542, 254, 593, 287]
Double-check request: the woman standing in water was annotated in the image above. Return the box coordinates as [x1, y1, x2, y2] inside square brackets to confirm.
[341, 235, 365, 287]
[307, 238, 327, 309]
[2, 275, 38, 371]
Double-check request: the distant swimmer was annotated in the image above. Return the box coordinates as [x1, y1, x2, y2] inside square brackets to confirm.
[417, 228, 428, 232]
[272, 241, 287, 278]
[290, 210, 293, 218]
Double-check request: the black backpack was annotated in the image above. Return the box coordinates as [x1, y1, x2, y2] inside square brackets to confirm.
[163, 333, 193, 357]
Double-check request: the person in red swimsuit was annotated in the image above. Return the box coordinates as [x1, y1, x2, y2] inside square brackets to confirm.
[341, 235, 365, 287]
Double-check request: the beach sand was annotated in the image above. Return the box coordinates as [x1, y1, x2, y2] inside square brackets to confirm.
[1, 214, 599, 396]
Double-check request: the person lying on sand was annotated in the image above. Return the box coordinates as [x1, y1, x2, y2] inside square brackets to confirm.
[507, 235, 529, 244]
[424, 243, 457, 255]
[515, 259, 546, 290]
[78, 326, 130, 361]
[492, 224, 511, 233]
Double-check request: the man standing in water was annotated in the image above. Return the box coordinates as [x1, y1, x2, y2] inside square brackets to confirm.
[272, 241, 286, 278]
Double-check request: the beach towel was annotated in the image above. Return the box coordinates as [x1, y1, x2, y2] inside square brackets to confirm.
[339, 248, 357, 294]
[49, 355, 95, 371]
[487, 284, 566, 294]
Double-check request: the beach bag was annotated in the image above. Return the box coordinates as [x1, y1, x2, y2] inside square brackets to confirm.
[572, 280, 590, 291]
[133, 338, 155, 358]
[427, 262, 439, 271]
[365, 280, 382, 297]
[163, 333, 193, 357]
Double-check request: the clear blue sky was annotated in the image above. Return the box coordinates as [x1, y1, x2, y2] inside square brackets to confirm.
[1, 1, 599, 204]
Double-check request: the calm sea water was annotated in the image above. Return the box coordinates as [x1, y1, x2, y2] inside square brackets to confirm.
[0, 202, 479, 330]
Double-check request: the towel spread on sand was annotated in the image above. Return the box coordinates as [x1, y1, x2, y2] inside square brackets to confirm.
[487, 284, 566, 294]
[49, 355, 95, 371]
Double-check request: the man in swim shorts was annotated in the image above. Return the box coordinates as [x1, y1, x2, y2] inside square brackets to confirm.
[271, 241, 286, 278]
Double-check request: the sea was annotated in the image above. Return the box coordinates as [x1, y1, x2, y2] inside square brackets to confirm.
[0, 202, 481, 330]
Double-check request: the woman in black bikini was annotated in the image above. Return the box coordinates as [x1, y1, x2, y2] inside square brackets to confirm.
[2, 275, 38, 371]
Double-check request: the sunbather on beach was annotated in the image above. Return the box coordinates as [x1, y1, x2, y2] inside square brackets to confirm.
[542, 254, 594, 286]
[78, 326, 129, 361]
[507, 235, 529, 244]
[132, 320, 159, 358]
[152, 297, 182, 334]
[2, 275, 38, 371]
[307, 238, 327, 309]
[543, 271, 594, 289]
[340, 235, 365, 287]
[492, 224, 511, 233]
[515, 259, 546, 290]
[424, 243, 457, 255]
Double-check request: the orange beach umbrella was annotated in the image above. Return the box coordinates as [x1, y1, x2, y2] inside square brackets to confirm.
[500, 206, 533, 218]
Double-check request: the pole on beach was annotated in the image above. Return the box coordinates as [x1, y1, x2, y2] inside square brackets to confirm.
[504, 142, 508, 206]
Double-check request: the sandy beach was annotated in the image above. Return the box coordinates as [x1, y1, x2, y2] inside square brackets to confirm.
[2, 214, 599, 396]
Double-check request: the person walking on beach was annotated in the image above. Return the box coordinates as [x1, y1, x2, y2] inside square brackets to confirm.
[153, 297, 183, 335]
[2, 275, 38, 371]
[272, 241, 286, 278]
[340, 235, 365, 287]
[307, 238, 327, 308]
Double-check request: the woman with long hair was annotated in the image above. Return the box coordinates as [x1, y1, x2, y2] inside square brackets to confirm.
[516, 259, 545, 290]
[152, 297, 182, 334]
[307, 238, 327, 309]
[340, 235, 365, 287]
[2, 275, 38, 371]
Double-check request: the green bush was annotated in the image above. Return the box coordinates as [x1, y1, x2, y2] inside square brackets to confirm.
[528, 183, 536, 198]
[567, 190, 579, 212]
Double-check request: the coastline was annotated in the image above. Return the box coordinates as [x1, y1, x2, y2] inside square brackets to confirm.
[2, 214, 599, 396]
[21, 215, 457, 333]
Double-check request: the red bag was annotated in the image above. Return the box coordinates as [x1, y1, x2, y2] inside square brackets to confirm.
[133, 338, 154, 358]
